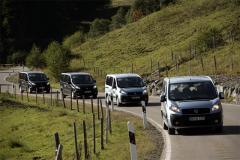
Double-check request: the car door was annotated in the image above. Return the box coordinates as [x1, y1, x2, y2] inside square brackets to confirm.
[105, 76, 112, 97]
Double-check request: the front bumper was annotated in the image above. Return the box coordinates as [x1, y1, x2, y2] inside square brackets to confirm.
[74, 88, 98, 97]
[120, 94, 148, 104]
[30, 85, 50, 92]
[169, 112, 223, 129]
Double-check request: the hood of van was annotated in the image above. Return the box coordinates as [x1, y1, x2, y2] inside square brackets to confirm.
[173, 98, 219, 109]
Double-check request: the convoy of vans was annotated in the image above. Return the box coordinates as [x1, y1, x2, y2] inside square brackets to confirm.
[18, 71, 224, 135]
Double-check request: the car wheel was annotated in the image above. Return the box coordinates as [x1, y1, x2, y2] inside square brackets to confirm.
[168, 127, 175, 135]
[116, 97, 122, 107]
[215, 125, 223, 133]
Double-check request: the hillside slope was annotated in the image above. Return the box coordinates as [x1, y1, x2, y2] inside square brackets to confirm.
[71, 0, 240, 78]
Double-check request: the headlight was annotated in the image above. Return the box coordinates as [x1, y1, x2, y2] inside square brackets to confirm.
[74, 85, 80, 89]
[120, 90, 127, 95]
[169, 105, 181, 113]
[93, 85, 97, 89]
[143, 89, 148, 95]
[47, 82, 50, 85]
[30, 82, 36, 85]
[212, 104, 221, 111]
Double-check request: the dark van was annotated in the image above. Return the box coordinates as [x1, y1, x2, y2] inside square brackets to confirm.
[19, 71, 50, 93]
[60, 72, 98, 98]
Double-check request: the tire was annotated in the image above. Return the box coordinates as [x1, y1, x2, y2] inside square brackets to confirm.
[93, 94, 97, 99]
[145, 100, 148, 106]
[215, 125, 223, 133]
[168, 127, 175, 135]
[116, 97, 122, 107]
[46, 89, 50, 94]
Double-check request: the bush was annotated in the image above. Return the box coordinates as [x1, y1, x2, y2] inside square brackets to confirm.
[62, 31, 85, 49]
[8, 51, 27, 64]
[26, 44, 45, 68]
[196, 27, 224, 51]
[88, 19, 111, 38]
[110, 7, 127, 30]
[44, 41, 71, 79]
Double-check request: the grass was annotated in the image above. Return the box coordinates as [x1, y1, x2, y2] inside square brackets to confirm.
[70, 0, 240, 82]
[0, 93, 163, 160]
[111, 0, 134, 6]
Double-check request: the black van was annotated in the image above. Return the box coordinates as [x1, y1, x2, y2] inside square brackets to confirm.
[60, 72, 98, 98]
[19, 71, 50, 93]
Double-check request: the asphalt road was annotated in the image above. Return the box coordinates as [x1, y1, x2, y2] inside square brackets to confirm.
[1, 68, 240, 160]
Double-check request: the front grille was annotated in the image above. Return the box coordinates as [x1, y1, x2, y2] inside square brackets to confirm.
[182, 108, 210, 114]
[127, 92, 142, 96]
[171, 112, 222, 127]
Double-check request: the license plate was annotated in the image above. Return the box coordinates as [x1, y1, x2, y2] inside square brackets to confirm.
[131, 96, 140, 100]
[84, 91, 91, 93]
[189, 116, 205, 121]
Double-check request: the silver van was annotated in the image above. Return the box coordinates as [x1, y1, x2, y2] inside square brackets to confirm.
[105, 74, 148, 106]
[160, 76, 224, 135]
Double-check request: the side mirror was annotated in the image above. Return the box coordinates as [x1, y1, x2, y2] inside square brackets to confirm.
[219, 92, 224, 99]
[160, 95, 166, 102]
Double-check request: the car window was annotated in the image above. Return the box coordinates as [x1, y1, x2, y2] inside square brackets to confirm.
[106, 76, 113, 86]
[71, 75, 93, 84]
[28, 73, 47, 81]
[169, 81, 217, 101]
[117, 77, 144, 88]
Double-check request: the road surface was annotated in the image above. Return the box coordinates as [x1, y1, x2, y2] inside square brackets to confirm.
[1, 68, 240, 160]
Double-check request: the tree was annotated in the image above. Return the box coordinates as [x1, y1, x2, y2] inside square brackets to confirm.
[88, 19, 111, 38]
[26, 44, 45, 68]
[110, 7, 127, 30]
[44, 41, 71, 79]
[63, 31, 85, 49]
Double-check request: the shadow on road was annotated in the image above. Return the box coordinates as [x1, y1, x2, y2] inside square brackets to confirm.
[179, 125, 240, 136]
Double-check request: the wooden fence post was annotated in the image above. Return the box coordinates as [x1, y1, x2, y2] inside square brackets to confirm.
[100, 99, 104, 121]
[97, 98, 100, 120]
[83, 120, 88, 159]
[21, 90, 23, 101]
[54, 132, 60, 155]
[82, 95, 85, 114]
[50, 87, 53, 106]
[76, 96, 79, 112]
[91, 96, 93, 113]
[61, 91, 66, 108]
[109, 109, 112, 135]
[213, 55, 217, 73]
[93, 113, 96, 154]
[43, 91, 45, 104]
[100, 117, 104, 150]
[105, 102, 109, 144]
[56, 91, 59, 106]
[35, 88, 38, 104]
[200, 55, 204, 72]
[74, 122, 80, 160]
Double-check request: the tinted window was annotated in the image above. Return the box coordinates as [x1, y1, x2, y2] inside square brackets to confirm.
[71, 75, 93, 84]
[28, 73, 47, 81]
[117, 77, 144, 88]
[106, 76, 113, 86]
[169, 81, 217, 101]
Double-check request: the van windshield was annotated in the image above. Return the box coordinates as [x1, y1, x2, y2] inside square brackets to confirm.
[28, 73, 47, 81]
[169, 81, 217, 101]
[71, 75, 93, 84]
[117, 77, 144, 88]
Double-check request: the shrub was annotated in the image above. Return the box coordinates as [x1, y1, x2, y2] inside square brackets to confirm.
[62, 31, 85, 49]
[8, 51, 27, 64]
[196, 27, 224, 51]
[88, 19, 111, 38]
[110, 7, 127, 30]
[44, 41, 71, 79]
[26, 44, 45, 68]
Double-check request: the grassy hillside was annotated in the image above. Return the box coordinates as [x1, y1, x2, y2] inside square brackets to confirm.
[71, 0, 240, 81]
[0, 94, 162, 159]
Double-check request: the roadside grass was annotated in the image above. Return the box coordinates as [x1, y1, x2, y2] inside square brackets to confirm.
[0, 93, 163, 160]
[111, 0, 133, 6]
[70, 0, 240, 79]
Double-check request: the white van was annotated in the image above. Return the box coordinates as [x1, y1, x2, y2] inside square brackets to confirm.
[105, 74, 148, 106]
